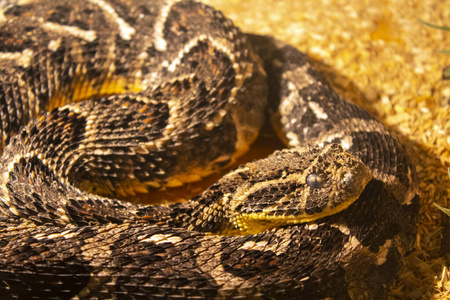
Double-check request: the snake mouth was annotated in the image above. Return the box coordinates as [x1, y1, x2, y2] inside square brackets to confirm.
[230, 193, 365, 235]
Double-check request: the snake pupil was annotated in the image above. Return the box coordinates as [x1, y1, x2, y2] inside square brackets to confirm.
[306, 173, 323, 189]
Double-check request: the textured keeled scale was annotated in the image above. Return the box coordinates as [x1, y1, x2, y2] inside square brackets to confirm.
[0, 0, 419, 299]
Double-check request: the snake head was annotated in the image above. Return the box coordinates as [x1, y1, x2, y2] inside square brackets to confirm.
[224, 144, 372, 234]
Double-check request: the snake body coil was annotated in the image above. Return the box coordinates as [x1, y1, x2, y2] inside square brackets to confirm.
[0, 1, 420, 299]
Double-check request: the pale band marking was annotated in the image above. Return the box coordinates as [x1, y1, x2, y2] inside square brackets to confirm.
[376, 239, 392, 265]
[167, 34, 209, 72]
[140, 234, 182, 245]
[341, 234, 362, 260]
[48, 38, 62, 52]
[331, 223, 351, 235]
[282, 64, 316, 91]
[237, 240, 290, 256]
[315, 131, 353, 151]
[88, 0, 136, 40]
[166, 34, 234, 74]
[307, 101, 328, 119]
[0, 49, 33, 68]
[238, 240, 268, 251]
[41, 22, 97, 42]
[153, 0, 181, 51]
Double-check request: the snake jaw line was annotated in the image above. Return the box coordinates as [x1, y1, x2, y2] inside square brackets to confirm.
[228, 180, 370, 235]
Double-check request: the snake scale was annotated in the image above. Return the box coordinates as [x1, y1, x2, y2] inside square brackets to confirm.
[0, 0, 420, 299]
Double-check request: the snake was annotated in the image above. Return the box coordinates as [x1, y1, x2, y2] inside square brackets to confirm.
[0, 0, 420, 299]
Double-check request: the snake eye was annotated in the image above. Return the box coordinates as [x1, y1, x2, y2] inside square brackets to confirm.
[307, 173, 323, 189]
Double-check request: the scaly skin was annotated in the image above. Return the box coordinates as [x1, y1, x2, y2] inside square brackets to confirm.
[0, 1, 419, 299]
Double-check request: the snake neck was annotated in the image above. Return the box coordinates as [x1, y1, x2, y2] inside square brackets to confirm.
[135, 187, 240, 235]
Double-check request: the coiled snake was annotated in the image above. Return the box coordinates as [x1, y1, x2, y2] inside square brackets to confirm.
[0, 0, 420, 299]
